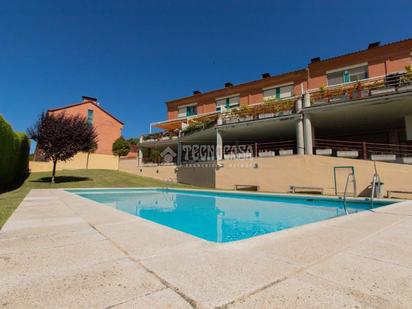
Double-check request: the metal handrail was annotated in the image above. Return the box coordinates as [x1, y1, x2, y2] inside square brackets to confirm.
[342, 172, 356, 215]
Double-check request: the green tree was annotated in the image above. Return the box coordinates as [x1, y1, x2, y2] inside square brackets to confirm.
[112, 137, 130, 163]
[28, 112, 98, 183]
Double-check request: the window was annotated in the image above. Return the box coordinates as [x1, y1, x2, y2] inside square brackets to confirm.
[178, 104, 197, 118]
[327, 65, 368, 86]
[87, 109, 94, 125]
[216, 96, 239, 112]
[263, 84, 294, 100]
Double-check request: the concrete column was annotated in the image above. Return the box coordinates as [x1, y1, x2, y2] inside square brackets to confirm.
[216, 130, 223, 161]
[296, 118, 304, 155]
[177, 142, 182, 165]
[295, 98, 303, 113]
[303, 92, 311, 108]
[303, 114, 313, 155]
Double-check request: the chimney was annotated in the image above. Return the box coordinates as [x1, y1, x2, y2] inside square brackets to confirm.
[193, 90, 201, 95]
[82, 96, 97, 102]
[310, 57, 321, 64]
[368, 41, 380, 49]
[224, 82, 233, 88]
[262, 73, 271, 79]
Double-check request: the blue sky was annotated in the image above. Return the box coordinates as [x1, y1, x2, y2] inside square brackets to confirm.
[1, 0, 411, 152]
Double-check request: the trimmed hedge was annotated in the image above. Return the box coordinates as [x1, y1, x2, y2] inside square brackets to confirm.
[0, 115, 30, 188]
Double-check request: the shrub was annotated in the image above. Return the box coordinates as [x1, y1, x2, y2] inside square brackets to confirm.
[112, 137, 130, 157]
[0, 115, 30, 188]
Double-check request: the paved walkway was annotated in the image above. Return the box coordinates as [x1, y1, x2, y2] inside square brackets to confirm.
[1, 189, 412, 308]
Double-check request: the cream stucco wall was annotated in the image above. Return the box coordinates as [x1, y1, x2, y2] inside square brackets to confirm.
[216, 155, 412, 197]
[30, 153, 119, 172]
[119, 158, 176, 182]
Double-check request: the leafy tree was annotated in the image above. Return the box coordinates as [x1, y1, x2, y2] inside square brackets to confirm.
[112, 137, 130, 159]
[127, 138, 139, 145]
[28, 112, 98, 183]
[85, 141, 98, 169]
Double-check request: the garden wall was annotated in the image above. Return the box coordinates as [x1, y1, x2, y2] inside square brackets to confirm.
[30, 153, 119, 172]
[0, 115, 30, 188]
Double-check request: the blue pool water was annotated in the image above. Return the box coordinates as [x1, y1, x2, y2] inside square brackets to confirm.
[67, 189, 393, 243]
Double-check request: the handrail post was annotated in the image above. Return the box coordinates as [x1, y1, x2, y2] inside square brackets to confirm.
[362, 142, 368, 160]
[254, 142, 258, 157]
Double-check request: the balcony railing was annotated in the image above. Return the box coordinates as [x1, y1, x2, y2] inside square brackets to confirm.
[308, 70, 412, 105]
[220, 97, 298, 125]
[141, 130, 180, 143]
[314, 139, 412, 162]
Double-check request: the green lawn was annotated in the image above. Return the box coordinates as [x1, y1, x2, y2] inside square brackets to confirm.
[0, 169, 191, 228]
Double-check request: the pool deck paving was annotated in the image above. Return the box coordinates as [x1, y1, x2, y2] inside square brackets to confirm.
[1, 188, 412, 308]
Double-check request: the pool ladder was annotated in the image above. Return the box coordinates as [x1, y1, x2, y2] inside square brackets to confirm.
[342, 173, 357, 215]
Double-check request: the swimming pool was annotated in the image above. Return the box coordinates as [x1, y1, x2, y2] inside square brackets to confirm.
[67, 188, 393, 243]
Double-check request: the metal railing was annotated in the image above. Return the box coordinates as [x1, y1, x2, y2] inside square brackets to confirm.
[308, 72, 412, 105]
[220, 97, 298, 125]
[314, 139, 412, 160]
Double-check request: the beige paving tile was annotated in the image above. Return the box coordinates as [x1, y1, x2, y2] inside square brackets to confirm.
[1, 258, 164, 309]
[0, 239, 126, 292]
[0, 229, 105, 254]
[96, 220, 208, 260]
[306, 252, 412, 307]
[228, 272, 391, 309]
[112, 288, 193, 309]
[141, 246, 301, 308]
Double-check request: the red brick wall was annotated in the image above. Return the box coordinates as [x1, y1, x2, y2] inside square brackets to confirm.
[49, 102, 123, 155]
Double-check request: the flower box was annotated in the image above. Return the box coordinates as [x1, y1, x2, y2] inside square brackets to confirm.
[279, 149, 293, 156]
[315, 149, 332, 156]
[329, 94, 348, 103]
[401, 157, 412, 164]
[224, 118, 239, 124]
[313, 98, 329, 105]
[371, 87, 395, 95]
[398, 84, 412, 92]
[224, 153, 236, 160]
[238, 116, 254, 122]
[160, 136, 170, 141]
[278, 110, 293, 116]
[171, 136, 178, 140]
[144, 138, 156, 142]
[258, 113, 274, 119]
[258, 151, 275, 157]
[371, 154, 396, 161]
[337, 150, 359, 158]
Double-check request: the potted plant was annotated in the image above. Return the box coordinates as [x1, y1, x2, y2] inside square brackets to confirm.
[279, 148, 294, 156]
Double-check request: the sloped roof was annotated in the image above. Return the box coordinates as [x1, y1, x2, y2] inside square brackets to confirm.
[48, 100, 124, 125]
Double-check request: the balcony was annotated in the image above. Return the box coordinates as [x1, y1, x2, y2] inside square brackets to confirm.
[309, 68, 412, 106]
[141, 130, 180, 143]
[220, 96, 298, 125]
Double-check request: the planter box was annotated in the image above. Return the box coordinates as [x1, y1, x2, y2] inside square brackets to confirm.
[258, 151, 275, 158]
[329, 95, 348, 103]
[371, 87, 395, 95]
[217, 118, 223, 125]
[371, 154, 396, 161]
[224, 118, 239, 124]
[401, 157, 412, 164]
[315, 149, 332, 156]
[171, 136, 178, 140]
[238, 116, 254, 122]
[144, 139, 156, 143]
[279, 149, 293, 156]
[224, 153, 236, 160]
[313, 98, 329, 105]
[160, 137, 170, 141]
[278, 110, 293, 116]
[398, 84, 412, 92]
[236, 152, 253, 159]
[337, 150, 359, 158]
[258, 113, 274, 119]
